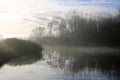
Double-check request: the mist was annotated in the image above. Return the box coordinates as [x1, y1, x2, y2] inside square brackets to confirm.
[0, 0, 120, 80]
[30, 9, 120, 47]
[0, 38, 42, 67]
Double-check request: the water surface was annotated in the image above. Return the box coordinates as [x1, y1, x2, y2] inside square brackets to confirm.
[0, 47, 120, 80]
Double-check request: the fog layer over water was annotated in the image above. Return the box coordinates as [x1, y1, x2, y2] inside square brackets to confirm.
[0, 46, 120, 80]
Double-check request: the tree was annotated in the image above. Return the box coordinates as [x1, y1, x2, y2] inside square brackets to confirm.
[32, 27, 45, 39]
[30, 9, 120, 47]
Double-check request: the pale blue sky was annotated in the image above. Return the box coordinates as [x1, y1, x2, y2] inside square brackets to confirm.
[0, 0, 119, 38]
[54, 0, 120, 8]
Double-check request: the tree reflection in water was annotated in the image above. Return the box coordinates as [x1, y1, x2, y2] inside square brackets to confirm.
[43, 47, 120, 79]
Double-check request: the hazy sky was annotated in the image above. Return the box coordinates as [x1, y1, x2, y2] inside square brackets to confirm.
[55, 0, 120, 8]
[0, 0, 119, 38]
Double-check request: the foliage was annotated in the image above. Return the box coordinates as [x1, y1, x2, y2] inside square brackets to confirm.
[0, 38, 42, 67]
[31, 10, 120, 47]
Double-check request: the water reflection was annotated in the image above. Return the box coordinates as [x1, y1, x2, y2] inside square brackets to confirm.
[0, 46, 120, 80]
[43, 47, 120, 79]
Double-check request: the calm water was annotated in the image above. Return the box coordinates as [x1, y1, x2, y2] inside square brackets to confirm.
[0, 47, 120, 80]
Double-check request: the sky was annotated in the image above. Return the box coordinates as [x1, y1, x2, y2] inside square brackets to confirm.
[0, 0, 119, 38]
[55, 0, 120, 8]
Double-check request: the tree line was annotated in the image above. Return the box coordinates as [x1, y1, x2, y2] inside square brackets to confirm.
[31, 10, 120, 47]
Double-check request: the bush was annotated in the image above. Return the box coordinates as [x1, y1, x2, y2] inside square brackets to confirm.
[0, 38, 43, 67]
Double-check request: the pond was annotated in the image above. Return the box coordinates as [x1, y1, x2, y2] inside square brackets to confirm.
[0, 47, 120, 80]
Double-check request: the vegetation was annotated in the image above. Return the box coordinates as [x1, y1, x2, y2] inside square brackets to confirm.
[31, 10, 120, 47]
[0, 38, 42, 67]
